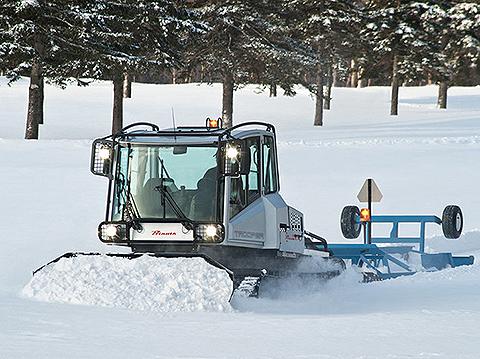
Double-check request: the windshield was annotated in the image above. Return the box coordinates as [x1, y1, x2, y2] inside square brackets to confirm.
[111, 144, 222, 222]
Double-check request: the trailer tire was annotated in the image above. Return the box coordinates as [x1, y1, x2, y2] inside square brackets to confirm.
[341, 206, 362, 239]
[442, 205, 463, 239]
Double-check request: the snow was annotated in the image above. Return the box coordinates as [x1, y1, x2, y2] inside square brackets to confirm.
[18, 0, 39, 9]
[234, 263, 480, 315]
[22, 255, 232, 313]
[1, 78, 480, 358]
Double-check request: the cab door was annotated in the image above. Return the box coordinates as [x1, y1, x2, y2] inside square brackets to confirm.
[226, 136, 267, 248]
[261, 135, 305, 254]
[226, 134, 290, 250]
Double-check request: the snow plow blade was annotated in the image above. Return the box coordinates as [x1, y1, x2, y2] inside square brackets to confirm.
[33, 252, 234, 278]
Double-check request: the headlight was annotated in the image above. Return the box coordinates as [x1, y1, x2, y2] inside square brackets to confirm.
[98, 222, 128, 242]
[226, 146, 239, 160]
[205, 225, 217, 237]
[98, 147, 111, 160]
[91, 140, 113, 178]
[194, 224, 224, 243]
[224, 144, 241, 175]
[105, 224, 118, 237]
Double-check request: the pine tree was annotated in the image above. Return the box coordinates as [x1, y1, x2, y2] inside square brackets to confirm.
[0, 1, 197, 137]
[185, 0, 312, 128]
[426, 2, 480, 108]
[0, 0, 80, 139]
[362, 1, 445, 116]
[288, 0, 363, 126]
[53, 0, 196, 134]
[259, 2, 317, 98]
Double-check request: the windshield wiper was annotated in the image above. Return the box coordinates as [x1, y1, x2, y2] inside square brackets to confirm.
[154, 156, 194, 230]
[154, 183, 194, 230]
[116, 173, 142, 230]
[124, 193, 142, 231]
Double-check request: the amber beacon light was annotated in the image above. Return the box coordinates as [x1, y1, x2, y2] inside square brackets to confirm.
[206, 117, 222, 129]
[360, 208, 371, 222]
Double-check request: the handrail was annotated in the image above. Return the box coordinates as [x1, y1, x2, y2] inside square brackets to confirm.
[223, 121, 276, 136]
[111, 121, 276, 140]
[117, 122, 160, 134]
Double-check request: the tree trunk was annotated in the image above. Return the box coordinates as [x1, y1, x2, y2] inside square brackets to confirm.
[324, 66, 332, 110]
[222, 71, 234, 128]
[359, 67, 367, 88]
[112, 75, 124, 134]
[427, 72, 433, 85]
[25, 60, 42, 139]
[332, 66, 343, 87]
[25, 33, 45, 139]
[323, 84, 332, 110]
[123, 72, 132, 98]
[269, 84, 277, 97]
[390, 54, 400, 116]
[332, 67, 338, 87]
[349, 59, 358, 88]
[38, 75, 44, 125]
[314, 65, 324, 126]
[438, 81, 448, 109]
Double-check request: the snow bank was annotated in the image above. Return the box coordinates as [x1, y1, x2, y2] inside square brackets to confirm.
[427, 229, 480, 255]
[22, 255, 233, 312]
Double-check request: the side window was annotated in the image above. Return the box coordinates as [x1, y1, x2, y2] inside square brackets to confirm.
[263, 136, 278, 194]
[245, 138, 260, 202]
[230, 137, 260, 217]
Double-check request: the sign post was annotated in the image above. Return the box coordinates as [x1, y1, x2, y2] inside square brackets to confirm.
[357, 178, 383, 244]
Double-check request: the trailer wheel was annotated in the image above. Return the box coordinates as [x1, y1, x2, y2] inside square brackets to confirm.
[341, 206, 361, 239]
[442, 205, 463, 239]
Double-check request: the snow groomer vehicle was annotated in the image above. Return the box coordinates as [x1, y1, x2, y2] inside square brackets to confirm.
[90, 119, 344, 294]
[33, 119, 475, 296]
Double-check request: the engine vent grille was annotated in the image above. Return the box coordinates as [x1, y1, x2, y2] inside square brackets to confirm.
[288, 207, 303, 233]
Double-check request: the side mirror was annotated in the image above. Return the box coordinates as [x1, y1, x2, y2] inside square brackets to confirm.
[91, 139, 114, 178]
[219, 140, 251, 176]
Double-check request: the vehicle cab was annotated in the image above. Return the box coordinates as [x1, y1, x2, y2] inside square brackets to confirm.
[91, 120, 306, 255]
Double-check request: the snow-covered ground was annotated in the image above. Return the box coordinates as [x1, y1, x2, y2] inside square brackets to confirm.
[1, 78, 480, 358]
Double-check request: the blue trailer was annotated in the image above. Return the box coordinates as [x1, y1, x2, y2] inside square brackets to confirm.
[325, 205, 474, 280]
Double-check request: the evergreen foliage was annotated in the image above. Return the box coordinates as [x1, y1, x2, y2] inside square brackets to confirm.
[287, 0, 363, 124]
[0, 0, 75, 83]
[0, 0, 479, 131]
[445, 2, 480, 84]
[361, 1, 444, 83]
[183, 0, 315, 126]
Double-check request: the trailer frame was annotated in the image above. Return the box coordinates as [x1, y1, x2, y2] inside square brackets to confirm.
[328, 214, 474, 280]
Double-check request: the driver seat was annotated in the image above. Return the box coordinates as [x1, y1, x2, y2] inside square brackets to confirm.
[189, 168, 217, 221]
